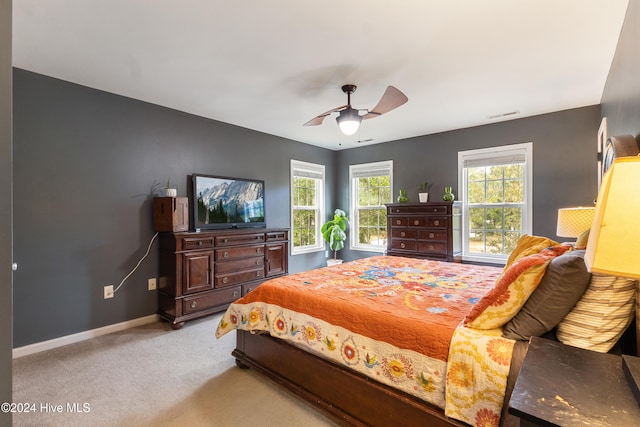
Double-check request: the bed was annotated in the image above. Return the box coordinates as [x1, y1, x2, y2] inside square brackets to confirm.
[215, 237, 638, 427]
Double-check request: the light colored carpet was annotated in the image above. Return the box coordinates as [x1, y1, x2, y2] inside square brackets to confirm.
[13, 314, 339, 427]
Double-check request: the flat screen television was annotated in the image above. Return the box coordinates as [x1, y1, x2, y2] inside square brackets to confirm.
[191, 173, 266, 230]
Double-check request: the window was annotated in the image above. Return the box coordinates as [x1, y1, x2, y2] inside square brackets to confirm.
[349, 161, 393, 252]
[290, 160, 325, 255]
[458, 143, 532, 264]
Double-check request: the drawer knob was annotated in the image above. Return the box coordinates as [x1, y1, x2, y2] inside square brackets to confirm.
[233, 291, 239, 298]
[400, 231, 406, 237]
[222, 238, 228, 243]
[256, 271, 262, 277]
[256, 247, 262, 254]
[256, 259, 261, 265]
[414, 220, 419, 225]
[434, 220, 440, 226]
[395, 209, 400, 213]
[222, 277, 228, 284]
[396, 219, 402, 225]
[190, 301, 197, 309]
[400, 242, 406, 249]
[198, 241, 202, 246]
[429, 245, 434, 250]
[429, 233, 435, 239]
[223, 251, 229, 258]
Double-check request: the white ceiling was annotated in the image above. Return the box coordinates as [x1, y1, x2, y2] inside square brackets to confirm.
[12, 1, 629, 150]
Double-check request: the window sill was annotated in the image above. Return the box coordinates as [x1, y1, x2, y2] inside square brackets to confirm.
[461, 254, 506, 266]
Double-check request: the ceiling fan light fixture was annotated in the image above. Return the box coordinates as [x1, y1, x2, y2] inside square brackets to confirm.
[336, 107, 362, 136]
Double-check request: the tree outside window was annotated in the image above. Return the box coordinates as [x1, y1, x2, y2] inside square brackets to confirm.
[459, 144, 532, 264]
[291, 160, 324, 254]
[350, 161, 393, 252]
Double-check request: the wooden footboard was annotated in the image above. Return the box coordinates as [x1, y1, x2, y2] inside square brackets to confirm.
[233, 330, 467, 427]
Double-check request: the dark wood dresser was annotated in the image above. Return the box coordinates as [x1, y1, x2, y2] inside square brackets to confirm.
[386, 202, 461, 262]
[158, 228, 288, 328]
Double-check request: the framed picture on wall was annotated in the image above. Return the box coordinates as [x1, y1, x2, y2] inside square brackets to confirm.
[596, 117, 607, 189]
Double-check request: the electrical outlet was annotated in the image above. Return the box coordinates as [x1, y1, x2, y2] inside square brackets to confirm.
[104, 285, 114, 299]
[148, 277, 157, 291]
[325, 250, 329, 258]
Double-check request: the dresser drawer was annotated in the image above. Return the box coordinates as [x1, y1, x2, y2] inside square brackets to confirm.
[388, 205, 449, 215]
[423, 205, 448, 214]
[242, 281, 262, 295]
[215, 268, 264, 287]
[427, 217, 448, 228]
[391, 217, 408, 227]
[215, 245, 264, 260]
[408, 217, 426, 227]
[390, 239, 417, 251]
[182, 286, 241, 315]
[418, 241, 447, 254]
[266, 230, 288, 241]
[391, 229, 417, 239]
[182, 236, 214, 250]
[216, 256, 264, 273]
[418, 230, 448, 241]
[215, 233, 265, 247]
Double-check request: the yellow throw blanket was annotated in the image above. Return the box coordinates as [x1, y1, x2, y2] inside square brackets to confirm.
[445, 324, 515, 427]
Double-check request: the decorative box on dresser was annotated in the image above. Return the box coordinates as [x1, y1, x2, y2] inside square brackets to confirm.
[158, 228, 288, 328]
[386, 202, 462, 262]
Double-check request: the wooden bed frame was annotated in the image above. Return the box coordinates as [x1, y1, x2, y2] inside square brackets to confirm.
[233, 329, 467, 427]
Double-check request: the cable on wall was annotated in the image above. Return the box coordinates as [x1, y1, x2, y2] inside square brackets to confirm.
[113, 231, 159, 294]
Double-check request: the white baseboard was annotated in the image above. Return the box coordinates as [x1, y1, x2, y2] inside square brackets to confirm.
[13, 314, 159, 359]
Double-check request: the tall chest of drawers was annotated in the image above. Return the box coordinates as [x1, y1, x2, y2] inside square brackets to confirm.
[158, 228, 288, 328]
[386, 202, 461, 262]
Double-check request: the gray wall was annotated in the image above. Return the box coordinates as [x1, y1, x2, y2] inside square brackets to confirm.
[601, 0, 640, 137]
[336, 106, 601, 261]
[13, 69, 334, 347]
[1, 0, 12, 424]
[12, 0, 639, 351]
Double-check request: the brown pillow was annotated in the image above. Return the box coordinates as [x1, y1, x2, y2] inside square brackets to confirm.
[502, 250, 591, 341]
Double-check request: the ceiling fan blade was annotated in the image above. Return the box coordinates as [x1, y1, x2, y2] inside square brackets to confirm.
[363, 86, 408, 120]
[303, 105, 348, 126]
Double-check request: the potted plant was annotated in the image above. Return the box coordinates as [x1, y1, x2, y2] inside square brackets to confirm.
[321, 209, 349, 266]
[163, 178, 177, 197]
[418, 180, 431, 203]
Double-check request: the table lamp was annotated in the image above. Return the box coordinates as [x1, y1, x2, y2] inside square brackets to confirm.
[556, 206, 595, 244]
[583, 156, 640, 402]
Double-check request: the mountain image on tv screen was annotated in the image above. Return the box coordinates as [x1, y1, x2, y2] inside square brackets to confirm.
[196, 177, 264, 224]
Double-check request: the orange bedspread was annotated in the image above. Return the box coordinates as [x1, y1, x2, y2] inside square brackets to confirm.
[224, 255, 502, 361]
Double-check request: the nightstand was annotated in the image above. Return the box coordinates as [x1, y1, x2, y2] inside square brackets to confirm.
[508, 337, 640, 426]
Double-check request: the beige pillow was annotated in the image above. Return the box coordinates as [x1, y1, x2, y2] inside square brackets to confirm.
[575, 229, 590, 250]
[556, 274, 637, 352]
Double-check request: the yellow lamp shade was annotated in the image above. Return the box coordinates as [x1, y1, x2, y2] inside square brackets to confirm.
[585, 156, 640, 279]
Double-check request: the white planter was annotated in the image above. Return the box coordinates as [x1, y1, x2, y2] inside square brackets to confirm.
[164, 188, 177, 197]
[418, 193, 429, 203]
[326, 259, 343, 267]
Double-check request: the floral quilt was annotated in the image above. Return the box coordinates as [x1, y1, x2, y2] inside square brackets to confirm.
[216, 255, 510, 425]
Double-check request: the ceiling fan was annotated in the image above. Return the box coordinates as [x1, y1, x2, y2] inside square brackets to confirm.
[304, 84, 408, 136]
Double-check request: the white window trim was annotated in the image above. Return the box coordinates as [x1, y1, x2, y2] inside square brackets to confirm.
[349, 160, 393, 253]
[290, 159, 325, 255]
[458, 142, 533, 264]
